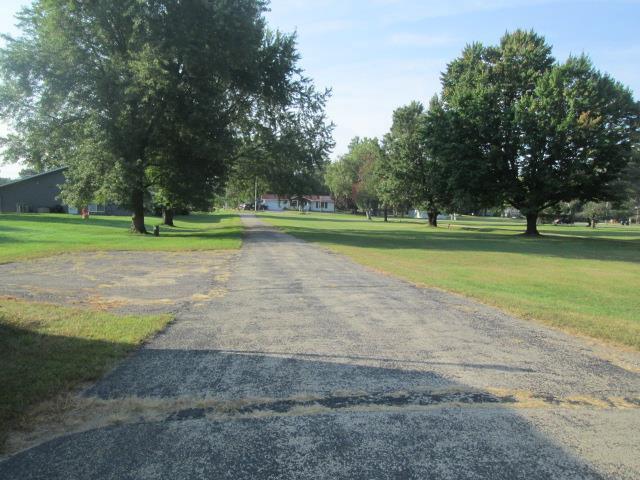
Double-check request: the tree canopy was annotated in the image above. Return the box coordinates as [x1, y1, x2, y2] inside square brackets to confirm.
[325, 137, 382, 213]
[429, 30, 639, 234]
[0, 0, 332, 231]
[376, 101, 424, 220]
[377, 99, 458, 226]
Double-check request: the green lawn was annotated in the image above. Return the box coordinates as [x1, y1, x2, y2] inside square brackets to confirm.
[260, 211, 640, 351]
[0, 211, 242, 263]
[0, 299, 172, 449]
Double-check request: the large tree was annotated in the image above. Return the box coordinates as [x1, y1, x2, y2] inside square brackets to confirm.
[226, 81, 334, 203]
[324, 157, 356, 211]
[432, 30, 639, 235]
[0, 0, 329, 232]
[377, 102, 425, 222]
[622, 152, 640, 223]
[325, 137, 382, 214]
[379, 100, 455, 226]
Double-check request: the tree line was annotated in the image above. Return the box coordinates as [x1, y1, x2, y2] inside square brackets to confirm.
[325, 30, 639, 235]
[0, 0, 333, 232]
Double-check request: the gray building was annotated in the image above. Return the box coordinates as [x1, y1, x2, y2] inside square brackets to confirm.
[0, 167, 68, 213]
[0, 167, 129, 215]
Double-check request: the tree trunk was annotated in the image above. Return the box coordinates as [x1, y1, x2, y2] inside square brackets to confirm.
[162, 207, 175, 227]
[130, 189, 146, 234]
[524, 212, 540, 236]
[427, 211, 438, 227]
[383, 206, 388, 222]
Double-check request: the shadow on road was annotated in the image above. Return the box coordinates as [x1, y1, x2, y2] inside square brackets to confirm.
[0, 347, 593, 478]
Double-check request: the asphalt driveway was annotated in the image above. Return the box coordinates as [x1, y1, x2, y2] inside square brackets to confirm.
[1, 214, 639, 479]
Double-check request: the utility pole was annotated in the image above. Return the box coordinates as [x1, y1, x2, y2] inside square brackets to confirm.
[254, 176, 258, 213]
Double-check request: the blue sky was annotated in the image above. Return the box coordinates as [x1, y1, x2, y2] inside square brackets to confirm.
[2, 0, 639, 178]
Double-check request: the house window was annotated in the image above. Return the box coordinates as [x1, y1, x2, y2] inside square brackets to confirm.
[315, 201, 319, 208]
[321, 202, 328, 209]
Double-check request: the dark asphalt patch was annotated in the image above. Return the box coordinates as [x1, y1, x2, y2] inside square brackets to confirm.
[164, 390, 511, 422]
[163, 389, 640, 423]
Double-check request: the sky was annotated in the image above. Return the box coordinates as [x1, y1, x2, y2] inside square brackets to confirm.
[1, 0, 639, 178]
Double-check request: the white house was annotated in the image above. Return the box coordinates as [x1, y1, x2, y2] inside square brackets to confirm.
[408, 209, 451, 220]
[261, 194, 335, 212]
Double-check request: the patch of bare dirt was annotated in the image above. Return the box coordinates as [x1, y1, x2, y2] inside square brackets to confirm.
[0, 251, 238, 314]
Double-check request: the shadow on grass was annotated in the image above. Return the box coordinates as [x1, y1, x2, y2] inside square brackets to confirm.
[544, 228, 640, 238]
[175, 213, 239, 224]
[269, 223, 640, 263]
[262, 213, 640, 237]
[158, 229, 242, 240]
[0, 212, 239, 230]
[259, 213, 377, 224]
[0, 323, 135, 449]
[0, 214, 132, 229]
[0, 224, 31, 233]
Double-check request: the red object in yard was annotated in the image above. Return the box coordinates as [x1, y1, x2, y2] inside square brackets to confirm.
[81, 207, 90, 219]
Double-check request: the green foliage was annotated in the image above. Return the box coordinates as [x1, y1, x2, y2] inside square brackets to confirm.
[579, 201, 611, 224]
[378, 99, 460, 223]
[431, 30, 639, 233]
[377, 101, 424, 213]
[325, 137, 382, 211]
[325, 159, 355, 209]
[540, 199, 582, 222]
[228, 79, 334, 198]
[0, 0, 332, 232]
[620, 153, 640, 220]
[18, 168, 38, 178]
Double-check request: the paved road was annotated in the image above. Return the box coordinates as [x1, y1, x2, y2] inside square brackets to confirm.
[2, 215, 639, 479]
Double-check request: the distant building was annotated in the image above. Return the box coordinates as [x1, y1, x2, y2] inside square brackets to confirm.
[0, 167, 128, 215]
[261, 194, 335, 212]
[408, 209, 450, 220]
[408, 209, 428, 219]
[0, 167, 68, 213]
[502, 206, 522, 218]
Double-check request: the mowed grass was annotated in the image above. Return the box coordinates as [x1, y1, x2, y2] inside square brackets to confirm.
[260, 211, 640, 350]
[0, 298, 172, 449]
[0, 211, 242, 263]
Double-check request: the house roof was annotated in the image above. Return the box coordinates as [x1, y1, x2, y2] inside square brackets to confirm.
[303, 195, 333, 202]
[0, 166, 67, 189]
[261, 193, 333, 202]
